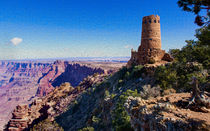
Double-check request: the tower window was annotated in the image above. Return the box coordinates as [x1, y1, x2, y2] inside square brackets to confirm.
[144, 20, 147, 24]
[158, 20, 160, 23]
[154, 20, 156, 23]
[149, 20, 151, 23]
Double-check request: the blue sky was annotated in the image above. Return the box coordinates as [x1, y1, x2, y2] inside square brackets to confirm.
[0, 0, 199, 60]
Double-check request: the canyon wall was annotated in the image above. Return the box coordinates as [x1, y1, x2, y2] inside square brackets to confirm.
[0, 60, 119, 130]
[0, 61, 52, 130]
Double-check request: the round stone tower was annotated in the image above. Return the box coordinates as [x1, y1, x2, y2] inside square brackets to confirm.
[126, 14, 173, 67]
[138, 15, 161, 52]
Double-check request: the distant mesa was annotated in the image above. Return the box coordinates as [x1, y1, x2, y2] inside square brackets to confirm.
[127, 15, 173, 67]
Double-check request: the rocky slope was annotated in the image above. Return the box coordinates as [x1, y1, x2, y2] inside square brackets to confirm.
[6, 73, 108, 131]
[54, 65, 161, 131]
[54, 64, 209, 131]
[125, 93, 210, 130]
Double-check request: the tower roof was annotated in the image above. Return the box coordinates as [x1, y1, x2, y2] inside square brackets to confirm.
[142, 15, 160, 21]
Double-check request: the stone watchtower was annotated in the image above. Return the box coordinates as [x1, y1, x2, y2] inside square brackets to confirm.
[127, 15, 173, 67]
[140, 15, 161, 51]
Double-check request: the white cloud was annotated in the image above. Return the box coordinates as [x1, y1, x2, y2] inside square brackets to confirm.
[124, 45, 133, 49]
[10, 37, 23, 46]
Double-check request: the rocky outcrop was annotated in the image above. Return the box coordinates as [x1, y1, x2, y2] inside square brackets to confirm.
[8, 104, 29, 131]
[162, 53, 174, 62]
[6, 84, 70, 131]
[7, 99, 45, 131]
[79, 73, 107, 89]
[6, 72, 109, 131]
[125, 93, 210, 131]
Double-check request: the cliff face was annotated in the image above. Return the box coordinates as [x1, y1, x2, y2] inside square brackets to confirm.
[36, 60, 67, 97]
[36, 62, 105, 97]
[52, 63, 104, 87]
[0, 61, 51, 88]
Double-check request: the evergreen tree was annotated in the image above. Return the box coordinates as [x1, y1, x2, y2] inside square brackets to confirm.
[177, 0, 210, 26]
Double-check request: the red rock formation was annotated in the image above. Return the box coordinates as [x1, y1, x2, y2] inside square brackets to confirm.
[8, 104, 29, 131]
[36, 62, 105, 97]
[36, 60, 67, 96]
[0, 61, 52, 130]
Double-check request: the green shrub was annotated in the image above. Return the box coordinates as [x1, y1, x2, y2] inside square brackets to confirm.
[104, 90, 110, 98]
[117, 67, 128, 80]
[130, 65, 144, 79]
[169, 25, 210, 70]
[72, 100, 79, 113]
[154, 62, 208, 92]
[31, 119, 63, 131]
[155, 65, 177, 90]
[111, 93, 116, 99]
[92, 116, 101, 124]
[78, 126, 94, 131]
[125, 71, 130, 79]
[112, 89, 140, 131]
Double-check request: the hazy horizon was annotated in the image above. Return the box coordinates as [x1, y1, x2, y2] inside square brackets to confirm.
[0, 56, 130, 62]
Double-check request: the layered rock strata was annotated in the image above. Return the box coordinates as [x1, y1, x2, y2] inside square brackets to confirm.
[8, 104, 29, 131]
[0, 60, 120, 130]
